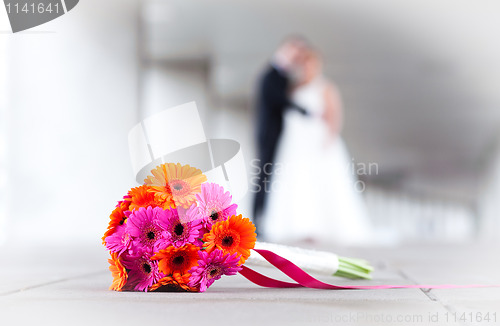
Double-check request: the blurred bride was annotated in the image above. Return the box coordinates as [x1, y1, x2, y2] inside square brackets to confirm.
[262, 49, 373, 246]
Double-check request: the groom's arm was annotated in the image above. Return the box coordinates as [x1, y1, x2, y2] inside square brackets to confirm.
[287, 100, 309, 116]
[262, 74, 308, 116]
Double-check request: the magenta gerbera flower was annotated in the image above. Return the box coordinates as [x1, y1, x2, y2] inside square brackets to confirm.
[121, 250, 162, 292]
[159, 208, 202, 247]
[186, 183, 238, 229]
[126, 206, 167, 253]
[105, 224, 132, 255]
[188, 249, 242, 292]
[116, 194, 131, 208]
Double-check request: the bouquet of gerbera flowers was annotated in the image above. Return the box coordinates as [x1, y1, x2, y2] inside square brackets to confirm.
[102, 162, 256, 292]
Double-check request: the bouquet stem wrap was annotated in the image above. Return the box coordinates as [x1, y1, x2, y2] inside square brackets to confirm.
[245, 242, 373, 279]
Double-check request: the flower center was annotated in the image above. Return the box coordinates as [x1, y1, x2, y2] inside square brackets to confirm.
[172, 255, 185, 266]
[210, 210, 219, 221]
[209, 268, 220, 278]
[174, 223, 184, 236]
[147, 231, 156, 240]
[221, 235, 234, 247]
[142, 263, 152, 274]
[170, 180, 190, 196]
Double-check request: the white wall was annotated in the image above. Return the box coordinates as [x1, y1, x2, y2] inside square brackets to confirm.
[3, 0, 139, 244]
[0, 11, 8, 245]
[142, 63, 209, 123]
[477, 139, 500, 241]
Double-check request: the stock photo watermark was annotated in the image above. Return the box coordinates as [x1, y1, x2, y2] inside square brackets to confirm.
[293, 310, 498, 325]
[3, 0, 79, 33]
[249, 158, 379, 194]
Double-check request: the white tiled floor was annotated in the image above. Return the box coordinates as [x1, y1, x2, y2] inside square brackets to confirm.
[1, 242, 499, 326]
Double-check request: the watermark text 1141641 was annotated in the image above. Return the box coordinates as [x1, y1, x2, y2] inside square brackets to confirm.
[6, 1, 61, 14]
[3, 0, 79, 33]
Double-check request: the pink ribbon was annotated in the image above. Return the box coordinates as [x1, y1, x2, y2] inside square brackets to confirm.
[239, 249, 499, 290]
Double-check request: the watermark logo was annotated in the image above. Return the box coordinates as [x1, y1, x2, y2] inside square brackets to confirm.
[3, 0, 78, 33]
[250, 158, 379, 194]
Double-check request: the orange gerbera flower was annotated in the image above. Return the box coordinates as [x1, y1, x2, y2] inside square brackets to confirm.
[118, 199, 131, 212]
[203, 215, 256, 265]
[149, 272, 195, 292]
[102, 206, 128, 244]
[128, 185, 174, 211]
[152, 244, 199, 275]
[108, 252, 128, 291]
[144, 163, 207, 209]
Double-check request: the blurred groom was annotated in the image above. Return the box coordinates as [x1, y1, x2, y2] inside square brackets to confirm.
[253, 37, 308, 236]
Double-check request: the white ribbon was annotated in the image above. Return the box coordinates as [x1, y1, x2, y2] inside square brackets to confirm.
[247, 242, 340, 276]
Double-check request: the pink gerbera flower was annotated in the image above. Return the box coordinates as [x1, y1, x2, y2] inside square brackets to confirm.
[116, 194, 131, 208]
[126, 206, 167, 253]
[159, 208, 202, 247]
[105, 224, 132, 255]
[188, 249, 242, 292]
[121, 250, 162, 292]
[186, 183, 238, 229]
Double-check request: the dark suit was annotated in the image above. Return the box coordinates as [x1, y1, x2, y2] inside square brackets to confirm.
[253, 65, 307, 235]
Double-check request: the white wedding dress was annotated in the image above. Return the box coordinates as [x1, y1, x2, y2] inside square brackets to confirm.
[262, 77, 373, 246]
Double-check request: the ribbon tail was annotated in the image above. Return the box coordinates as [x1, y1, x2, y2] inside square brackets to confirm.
[239, 265, 303, 288]
[253, 249, 500, 290]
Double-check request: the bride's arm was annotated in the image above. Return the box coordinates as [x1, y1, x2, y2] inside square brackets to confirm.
[323, 82, 343, 137]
